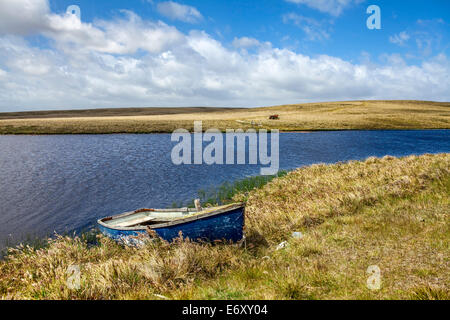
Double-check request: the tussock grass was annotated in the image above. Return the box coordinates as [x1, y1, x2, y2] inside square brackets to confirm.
[0, 100, 449, 134]
[170, 172, 288, 208]
[0, 154, 449, 300]
[193, 171, 288, 207]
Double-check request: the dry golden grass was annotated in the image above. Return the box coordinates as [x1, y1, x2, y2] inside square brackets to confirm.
[0, 153, 449, 300]
[0, 100, 449, 134]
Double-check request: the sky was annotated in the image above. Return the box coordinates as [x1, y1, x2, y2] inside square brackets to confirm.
[0, 0, 449, 111]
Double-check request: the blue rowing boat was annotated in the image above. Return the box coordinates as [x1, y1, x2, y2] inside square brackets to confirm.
[97, 203, 245, 243]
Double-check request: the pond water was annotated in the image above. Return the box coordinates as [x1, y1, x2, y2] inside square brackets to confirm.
[0, 130, 448, 247]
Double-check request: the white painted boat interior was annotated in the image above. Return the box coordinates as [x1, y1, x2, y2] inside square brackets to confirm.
[104, 211, 187, 228]
[103, 204, 237, 228]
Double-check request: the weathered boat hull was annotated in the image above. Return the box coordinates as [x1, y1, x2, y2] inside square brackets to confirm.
[98, 204, 245, 243]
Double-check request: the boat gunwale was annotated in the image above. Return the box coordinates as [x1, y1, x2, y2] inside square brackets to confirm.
[100, 207, 195, 222]
[97, 203, 245, 231]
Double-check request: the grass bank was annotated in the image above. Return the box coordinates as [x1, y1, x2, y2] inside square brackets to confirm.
[0, 100, 449, 134]
[0, 153, 448, 300]
[179, 171, 288, 208]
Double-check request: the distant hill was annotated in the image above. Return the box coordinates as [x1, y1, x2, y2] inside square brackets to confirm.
[0, 107, 243, 120]
[0, 100, 448, 134]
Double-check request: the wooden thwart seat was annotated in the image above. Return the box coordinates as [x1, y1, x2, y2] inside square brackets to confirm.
[113, 216, 158, 228]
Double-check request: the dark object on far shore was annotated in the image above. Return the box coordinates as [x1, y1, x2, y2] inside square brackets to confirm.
[269, 115, 280, 120]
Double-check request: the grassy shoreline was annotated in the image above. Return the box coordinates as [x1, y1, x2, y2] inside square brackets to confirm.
[1, 172, 289, 253]
[1, 100, 449, 134]
[0, 153, 448, 300]
[0, 128, 448, 137]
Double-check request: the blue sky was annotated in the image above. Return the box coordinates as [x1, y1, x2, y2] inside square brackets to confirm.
[0, 0, 449, 111]
[46, 0, 450, 62]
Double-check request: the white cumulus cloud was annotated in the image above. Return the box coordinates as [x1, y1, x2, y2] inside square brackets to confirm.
[389, 31, 410, 46]
[0, 0, 449, 112]
[0, 0, 50, 35]
[45, 11, 185, 55]
[156, 1, 203, 23]
[283, 13, 330, 41]
[232, 37, 261, 49]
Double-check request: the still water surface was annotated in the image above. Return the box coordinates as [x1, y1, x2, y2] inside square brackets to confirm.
[0, 130, 448, 246]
